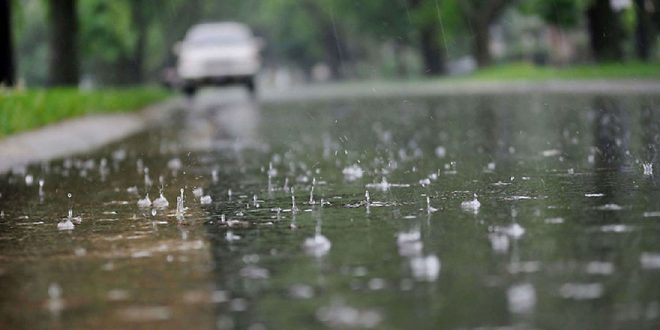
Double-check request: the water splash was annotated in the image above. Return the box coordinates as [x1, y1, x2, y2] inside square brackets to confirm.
[268, 162, 277, 177]
[291, 187, 298, 212]
[57, 193, 77, 230]
[460, 193, 481, 213]
[643, 163, 653, 176]
[309, 177, 316, 204]
[137, 193, 152, 208]
[426, 196, 438, 213]
[38, 179, 45, 200]
[200, 195, 212, 205]
[176, 188, 185, 217]
[366, 177, 410, 191]
[303, 215, 331, 258]
[342, 164, 364, 181]
[152, 193, 169, 209]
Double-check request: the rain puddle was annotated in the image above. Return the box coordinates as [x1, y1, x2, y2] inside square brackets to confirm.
[1, 90, 660, 329]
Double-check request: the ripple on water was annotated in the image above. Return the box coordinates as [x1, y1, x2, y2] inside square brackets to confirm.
[507, 283, 536, 314]
[559, 283, 604, 300]
[117, 306, 171, 322]
[316, 301, 382, 329]
[640, 252, 660, 270]
[410, 255, 441, 282]
[303, 234, 331, 257]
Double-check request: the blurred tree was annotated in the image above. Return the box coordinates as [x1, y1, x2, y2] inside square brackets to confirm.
[337, 0, 415, 77]
[0, 0, 14, 86]
[458, 0, 515, 67]
[586, 0, 624, 62]
[300, 0, 350, 79]
[521, 0, 585, 28]
[634, 0, 656, 61]
[407, 0, 447, 75]
[49, 0, 79, 86]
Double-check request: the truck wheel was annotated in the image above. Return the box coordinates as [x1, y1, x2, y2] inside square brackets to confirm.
[245, 78, 256, 95]
[183, 85, 197, 97]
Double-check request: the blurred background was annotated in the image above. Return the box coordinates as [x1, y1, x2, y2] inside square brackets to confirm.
[1, 0, 659, 89]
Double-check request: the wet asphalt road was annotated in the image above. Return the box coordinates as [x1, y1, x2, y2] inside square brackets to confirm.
[2, 87, 660, 329]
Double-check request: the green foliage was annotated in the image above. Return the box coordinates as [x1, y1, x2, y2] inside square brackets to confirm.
[0, 87, 170, 136]
[519, 0, 588, 27]
[467, 61, 660, 80]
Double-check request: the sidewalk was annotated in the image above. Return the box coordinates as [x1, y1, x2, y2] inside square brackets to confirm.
[0, 98, 181, 174]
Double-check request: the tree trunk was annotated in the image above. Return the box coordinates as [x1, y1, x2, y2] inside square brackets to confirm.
[393, 41, 408, 78]
[634, 0, 655, 61]
[0, 0, 14, 86]
[419, 25, 445, 75]
[49, 0, 79, 86]
[586, 0, 624, 62]
[129, 1, 148, 84]
[473, 21, 491, 67]
[322, 25, 345, 80]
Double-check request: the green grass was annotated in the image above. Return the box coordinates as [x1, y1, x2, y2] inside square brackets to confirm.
[466, 61, 660, 80]
[0, 87, 171, 137]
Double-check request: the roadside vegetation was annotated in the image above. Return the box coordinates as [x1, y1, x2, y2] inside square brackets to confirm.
[467, 62, 660, 81]
[0, 87, 170, 137]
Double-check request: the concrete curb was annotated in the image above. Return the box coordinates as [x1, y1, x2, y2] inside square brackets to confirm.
[0, 98, 181, 174]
